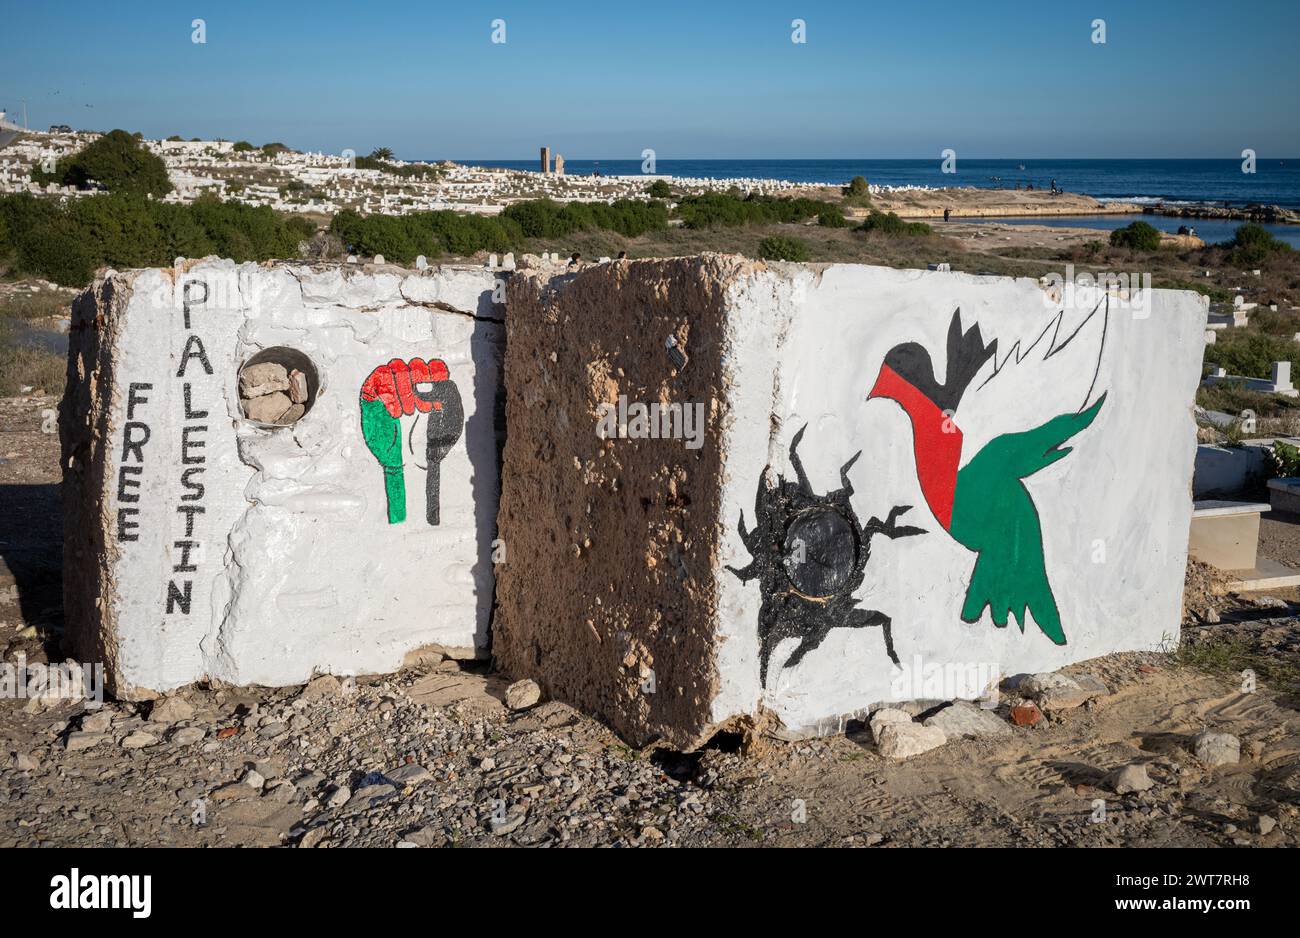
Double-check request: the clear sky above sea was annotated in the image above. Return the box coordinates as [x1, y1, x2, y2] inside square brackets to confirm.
[2, 0, 1298, 161]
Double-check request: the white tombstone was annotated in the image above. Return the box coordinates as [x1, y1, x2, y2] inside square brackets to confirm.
[415, 255, 428, 270]
[373, 254, 385, 265]
[1273, 361, 1293, 392]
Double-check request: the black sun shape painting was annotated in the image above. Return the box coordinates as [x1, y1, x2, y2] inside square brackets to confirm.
[727, 424, 925, 687]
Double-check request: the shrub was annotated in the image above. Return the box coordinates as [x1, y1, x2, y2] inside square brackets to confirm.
[1209, 331, 1300, 380]
[1226, 223, 1292, 267]
[232, 141, 255, 152]
[1270, 440, 1300, 478]
[0, 192, 316, 286]
[758, 235, 809, 262]
[675, 192, 840, 229]
[53, 129, 172, 196]
[645, 180, 672, 199]
[817, 205, 848, 227]
[859, 210, 932, 236]
[1109, 220, 1162, 251]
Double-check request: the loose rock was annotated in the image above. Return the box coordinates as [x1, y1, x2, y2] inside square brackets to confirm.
[876, 723, 947, 760]
[1193, 730, 1240, 767]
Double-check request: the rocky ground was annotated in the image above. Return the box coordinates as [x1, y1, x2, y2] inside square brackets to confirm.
[2, 393, 1299, 848]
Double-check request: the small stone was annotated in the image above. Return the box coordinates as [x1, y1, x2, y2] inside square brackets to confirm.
[149, 696, 194, 723]
[239, 362, 290, 398]
[505, 678, 541, 711]
[868, 707, 913, 743]
[121, 731, 159, 750]
[11, 752, 38, 772]
[80, 710, 113, 733]
[277, 403, 306, 425]
[300, 675, 342, 701]
[1021, 672, 1108, 710]
[1203, 607, 1221, 624]
[876, 723, 947, 760]
[1193, 731, 1240, 767]
[1010, 703, 1043, 726]
[288, 369, 309, 404]
[242, 769, 266, 789]
[170, 726, 206, 745]
[490, 808, 527, 836]
[64, 732, 108, 752]
[326, 786, 350, 808]
[243, 391, 293, 423]
[1257, 815, 1277, 836]
[387, 763, 431, 785]
[479, 757, 496, 771]
[1109, 763, 1155, 794]
[922, 700, 1012, 738]
[299, 827, 329, 848]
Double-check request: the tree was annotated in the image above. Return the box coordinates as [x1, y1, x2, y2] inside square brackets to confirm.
[369, 147, 395, 161]
[1109, 220, 1162, 251]
[645, 179, 672, 199]
[232, 140, 255, 152]
[54, 130, 172, 196]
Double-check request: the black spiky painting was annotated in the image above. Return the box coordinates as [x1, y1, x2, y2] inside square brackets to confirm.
[727, 425, 925, 687]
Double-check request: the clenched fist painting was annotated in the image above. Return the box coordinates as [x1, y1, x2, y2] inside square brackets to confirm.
[359, 358, 464, 525]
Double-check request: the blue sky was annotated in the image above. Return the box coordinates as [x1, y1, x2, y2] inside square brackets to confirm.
[2, 0, 1297, 159]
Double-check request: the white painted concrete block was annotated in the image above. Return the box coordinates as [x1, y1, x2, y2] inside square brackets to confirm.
[496, 258, 1207, 745]
[62, 259, 504, 698]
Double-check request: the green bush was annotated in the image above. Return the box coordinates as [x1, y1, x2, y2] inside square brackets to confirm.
[675, 192, 841, 229]
[817, 205, 848, 228]
[1209, 331, 1300, 380]
[1270, 440, 1300, 478]
[53, 129, 172, 196]
[1109, 220, 1162, 251]
[758, 235, 810, 262]
[859, 210, 932, 237]
[845, 176, 870, 198]
[645, 180, 672, 199]
[502, 198, 667, 239]
[1226, 223, 1292, 267]
[232, 141, 255, 152]
[0, 192, 315, 286]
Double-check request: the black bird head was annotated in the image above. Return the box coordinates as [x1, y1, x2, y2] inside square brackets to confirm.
[868, 309, 997, 414]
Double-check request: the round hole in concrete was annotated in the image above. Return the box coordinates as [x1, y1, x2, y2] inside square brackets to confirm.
[238, 347, 320, 426]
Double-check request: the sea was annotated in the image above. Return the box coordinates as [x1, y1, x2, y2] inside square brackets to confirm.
[455, 157, 1300, 246]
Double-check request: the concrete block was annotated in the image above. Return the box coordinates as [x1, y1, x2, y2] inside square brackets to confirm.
[494, 256, 1206, 747]
[1188, 501, 1267, 571]
[1268, 476, 1300, 515]
[61, 258, 505, 698]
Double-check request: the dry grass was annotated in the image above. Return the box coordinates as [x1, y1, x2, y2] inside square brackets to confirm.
[0, 290, 70, 396]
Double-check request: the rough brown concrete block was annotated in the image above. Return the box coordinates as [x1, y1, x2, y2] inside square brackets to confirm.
[495, 256, 739, 747]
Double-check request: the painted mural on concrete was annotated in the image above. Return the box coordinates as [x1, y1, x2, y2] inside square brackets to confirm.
[360, 358, 464, 525]
[728, 425, 924, 686]
[866, 306, 1109, 646]
[63, 260, 503, 698]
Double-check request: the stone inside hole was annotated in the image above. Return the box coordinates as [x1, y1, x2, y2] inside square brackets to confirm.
[238, 347, 320, 426]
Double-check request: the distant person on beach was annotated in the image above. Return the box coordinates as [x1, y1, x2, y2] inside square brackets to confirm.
[1050, 179, 1058, 194]
[1027, 182, 1034, 191]
[943, 208, 951, 223]
[569, 252, 581, 267]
